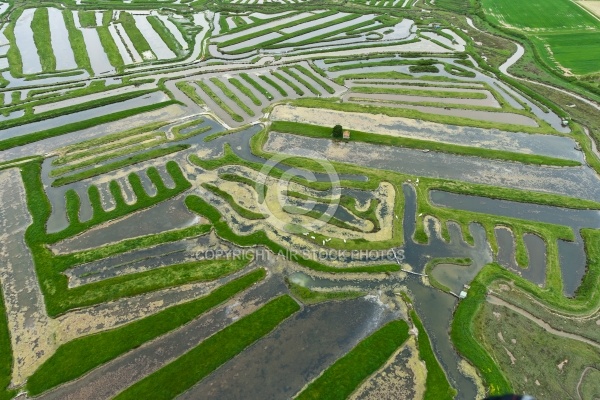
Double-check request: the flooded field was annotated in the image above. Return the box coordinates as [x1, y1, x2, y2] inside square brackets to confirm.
[182, 297, 395, 399]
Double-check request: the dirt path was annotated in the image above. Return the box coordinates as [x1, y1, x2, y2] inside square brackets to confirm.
[576, 366, 600, 400]
[487, 295, 600, 349]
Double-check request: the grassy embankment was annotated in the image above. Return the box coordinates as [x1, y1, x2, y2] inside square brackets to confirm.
[351, 85, 488, 99]
[409, 309, 457, 399]
[114, 295, 300, 400]
[20, 160, 228, 316]
[210, 77, 255, 116]
[117, 12, 155, 59]
[147, 15, 182, 54]
[453, 229, 600, 395]
[270, 121, 579, 167]
[272, 71, 304, 96]
[185, 193, 400, 274]
[281, 67, 320, 95]
[63, 10, 93, 73]
[52, 122, 169, 164]
[286, 280, 365, 305]
[295, 320, 410, 400]
[259, 75, 288, 97]
[26, 269, 265, 395]
[0, 94, 178, 151]
[175, 81, 205, 105]
[229, 77, 262, 105]
[0, 287, 15, 400]
[240, 73, 274, 100]
[32, 8, 56, 72]
[51, 145, 189, 187]
[216, 11, 339, 52]
[202, 183, 266, 219]
[4, 8, 24, 77]
[50, 120, 208, 177]
[291, 97, 556, 135]
[56, 161, 190, 239]
[196, 80, 243, 122]
[97, 11, 124, 70]
[292, 65, 335, 94]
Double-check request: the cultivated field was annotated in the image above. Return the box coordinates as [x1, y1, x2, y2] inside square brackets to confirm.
[481, 0, 600, 75]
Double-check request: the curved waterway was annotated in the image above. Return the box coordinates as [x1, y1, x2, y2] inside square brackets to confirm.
[289, 184, 490, 398]
[430, 190, 596, 295]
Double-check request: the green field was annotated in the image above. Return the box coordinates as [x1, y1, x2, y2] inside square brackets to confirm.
[482, 0, 600, 75]
[534, 31, 600, 75]
[482, 0, 599, 31]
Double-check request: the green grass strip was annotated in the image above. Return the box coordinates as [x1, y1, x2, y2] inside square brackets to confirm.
[272, 71, 303, 96]
[293, 65, 335, 94]
[291, 98, 555, 135]
[32, 8, 56, 72]
[114, 295, 300, 400]
[97, 26, 124, 69]
[5, 8, 23, 76]
[281, 67, 319, 95]
[49, 161, 191, 241]
[63, 10, 93, 73]
[270, 121, 580, 167]
[176, 81, 205, 105]
[203, 183, 266, 219]
[117, 12, 154, 58]
[451, 277, 512, 395]
[51, 135, 165, 177]
[147, 15, 181, 54]
[329, 58, 437, 72]
[55, 121, 169, 160]
[269, 15, 375, 49]
[452, 229, 600, 394]
[52, 145, 188, 187]
[1, 89, 156, 132]
[229, 13, 360, 55]
[287, 280, 364, 305]
[0, 101, 175, 152]
[410, 310, 457, 399]
[217, 11, 336, 49]
[295, 320, 409, 400]
[220, 173, 265, 199]
[55, 132, 162, 166]
[27, 269, 265, 395]
[259, 75, 287, 97]
[229, 77, 262, 106]
[351, 86, 488, 99]
[240, 73, 273, 100]
[21, 158, 213, 315]
[210, 77, 255, 116]
[196, 80, 243, 122]
[78, 11, 96, 28]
